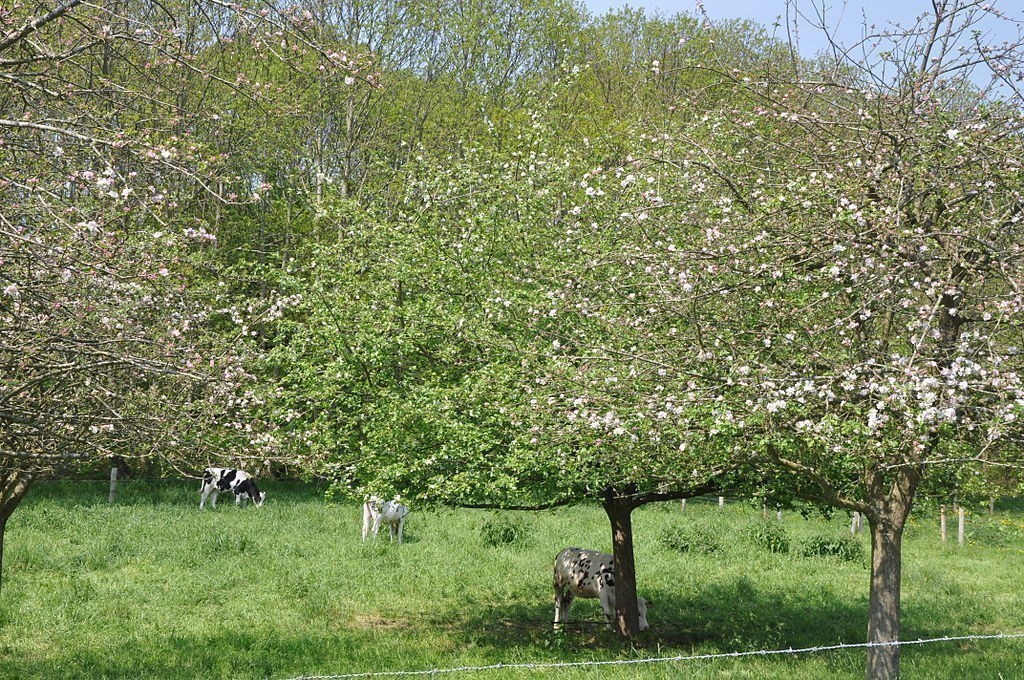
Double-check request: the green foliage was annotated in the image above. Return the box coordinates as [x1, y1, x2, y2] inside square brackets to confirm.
[659, 521, 722, 554]
[960, 513, 1024, 548]
[158, 0, 774, 511]
[741, 518, 790, 554]
[479, 514, 531, 547]
[797, 534, 864, 563]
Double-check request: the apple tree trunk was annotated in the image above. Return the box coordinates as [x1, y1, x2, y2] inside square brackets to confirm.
[603, 493, 641, 638]
[865, 497, 913, 680]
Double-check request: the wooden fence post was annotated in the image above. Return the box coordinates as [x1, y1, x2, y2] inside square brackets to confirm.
[958, 506, 965, 547]
[680, 498, 686, 512]
[940, 504, 947, 543]
[718, 496, 724, 510]
[108, 467, 118, 504]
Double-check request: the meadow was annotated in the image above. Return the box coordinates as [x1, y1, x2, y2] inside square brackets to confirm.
[1, 480, 1022, 679]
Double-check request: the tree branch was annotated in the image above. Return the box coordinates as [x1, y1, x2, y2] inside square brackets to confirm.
[0, 0, 87, 54]
[770, 445, 870, 515]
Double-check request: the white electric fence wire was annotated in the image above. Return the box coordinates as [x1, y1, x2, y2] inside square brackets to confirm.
[285, 632, 1024, 679]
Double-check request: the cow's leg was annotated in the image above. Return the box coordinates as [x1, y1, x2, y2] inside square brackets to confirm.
[598, 588, 616, 629]
[209, 489, 219, 509]
[371, 515, 384, 541]
[396, 517, 404, 544]
[553, 587, 573, 629]
[199, 485, 212, 509]
[361, 503, 372, 541]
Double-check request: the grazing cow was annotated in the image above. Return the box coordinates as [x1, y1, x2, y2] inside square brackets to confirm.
[553, 547, 650, 631]
[199, 467, 266, 509]
[361, 495, 409, 543]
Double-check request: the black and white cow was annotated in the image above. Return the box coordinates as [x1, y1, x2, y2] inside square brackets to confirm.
[199, 467, 266, 509]
[361, 495, 409, 543]
[553, 547, 650, 631]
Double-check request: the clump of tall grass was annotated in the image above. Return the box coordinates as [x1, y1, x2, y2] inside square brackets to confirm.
[741, 518, 790, 554]
[659, 521, 722, 554]
[479, 513, 531, 547]
[797, 534, 863, 562]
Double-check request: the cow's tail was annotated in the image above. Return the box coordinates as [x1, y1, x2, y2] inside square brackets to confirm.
[552, 557, 567, 599]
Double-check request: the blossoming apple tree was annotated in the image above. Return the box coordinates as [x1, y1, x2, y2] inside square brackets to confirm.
[263, 16, 787, 641]
[0, 0, 366, 589]
[540, 1, 1024, 676]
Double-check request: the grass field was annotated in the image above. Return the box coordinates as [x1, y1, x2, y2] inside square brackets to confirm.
[1, 480, 1022, 679]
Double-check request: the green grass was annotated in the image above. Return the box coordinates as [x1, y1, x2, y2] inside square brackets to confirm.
[1, 482, 1022, 679]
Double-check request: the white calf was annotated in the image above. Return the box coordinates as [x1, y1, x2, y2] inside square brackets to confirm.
[361, 495, 409, 543]
[553, 547, 650, 631]
[199, 467, 266, 509]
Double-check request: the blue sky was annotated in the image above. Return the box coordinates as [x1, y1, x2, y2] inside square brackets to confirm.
[580, 0, 1022, 58]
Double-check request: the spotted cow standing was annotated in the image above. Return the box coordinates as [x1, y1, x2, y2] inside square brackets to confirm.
[553, 547, 650, 630]
[199, 467, 266, 509]
[361, 495, 409, 543]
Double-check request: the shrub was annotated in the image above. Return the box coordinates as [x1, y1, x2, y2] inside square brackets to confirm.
[961, 515, 1024, 548]
[798, 534, 863, 562]
[741, 518, 790, 554]
[480, 514, 530, 547]
[660, 522, 721, 554]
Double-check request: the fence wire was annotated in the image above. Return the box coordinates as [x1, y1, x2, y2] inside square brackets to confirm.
[284, 632, 1024, 679]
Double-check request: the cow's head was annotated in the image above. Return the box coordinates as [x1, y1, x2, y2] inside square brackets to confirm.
[637, 597, 651, 631]
[253, 491, 267, 507]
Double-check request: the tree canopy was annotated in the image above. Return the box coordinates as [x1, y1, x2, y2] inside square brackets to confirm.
[3, 0, 1024, 676]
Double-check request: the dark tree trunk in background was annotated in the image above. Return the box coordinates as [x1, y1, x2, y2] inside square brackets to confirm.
[112, 456, 130, 479]
[0, 471, 34, 593]
[603, 489, 640, 638]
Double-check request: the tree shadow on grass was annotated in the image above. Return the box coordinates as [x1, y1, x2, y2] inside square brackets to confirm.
[454, 574, 870, 653]
[3, 630, 309, 680]
[3, 626, 428, 680]
[7, 581, 1014, 680]
[25, 479, 322, 509]
[450, 574, 1000, 667]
